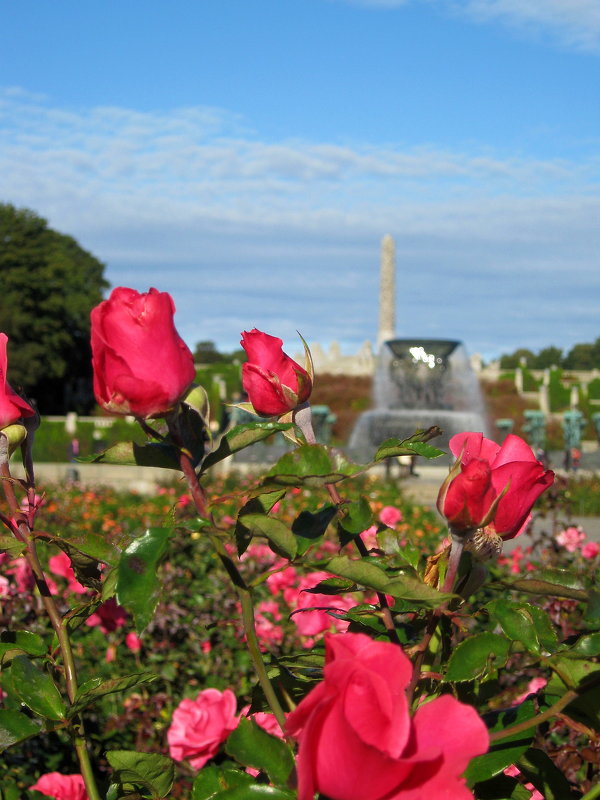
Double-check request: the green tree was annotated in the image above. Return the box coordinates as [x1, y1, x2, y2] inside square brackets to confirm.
[563, 342, 596, 370]
[0, 203, 108, 413]
[532, 346, 563, 369]
[499, 348, 535, 369]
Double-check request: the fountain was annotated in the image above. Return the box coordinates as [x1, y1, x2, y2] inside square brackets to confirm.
[348, 338, 490, 462]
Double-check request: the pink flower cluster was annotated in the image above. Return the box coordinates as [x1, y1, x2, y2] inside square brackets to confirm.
[555, 526, 599, 558]
[266, 567, 354, 647]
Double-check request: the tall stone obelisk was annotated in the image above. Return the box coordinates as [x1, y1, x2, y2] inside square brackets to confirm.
[377, 234, 396, 350]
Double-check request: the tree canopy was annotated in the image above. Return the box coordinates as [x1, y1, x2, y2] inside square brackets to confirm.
[0, 203, 108, 413]
[500, 339, 600, 371]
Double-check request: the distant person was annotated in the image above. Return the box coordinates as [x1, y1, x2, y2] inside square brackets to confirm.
[68, 437, 80, 461]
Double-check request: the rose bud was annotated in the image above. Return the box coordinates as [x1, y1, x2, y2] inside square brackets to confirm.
[0, 333, 35, 429]
[241, 329, 312, 417]
[91, 287, 195, 418]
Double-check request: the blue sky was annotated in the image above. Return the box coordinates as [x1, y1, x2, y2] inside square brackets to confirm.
[1, 0, 599, 362]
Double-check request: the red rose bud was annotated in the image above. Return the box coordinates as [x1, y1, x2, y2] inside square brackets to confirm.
[241, 328, 312, 417]
[91, 287, 195, 418]
[447, 432, 554, 540]
[0, 333, 35, 430]
[437, 457, 497, 534]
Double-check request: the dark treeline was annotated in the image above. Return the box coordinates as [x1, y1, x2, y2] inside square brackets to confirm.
[500, 339, 600, 371]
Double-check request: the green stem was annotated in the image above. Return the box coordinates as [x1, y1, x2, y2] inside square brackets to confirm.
[581, 783, 600, 800]
[406, 529, 465, 704]
[178, 450, 288, 731]
[488, 689, 579, 744]
[295, 407, 401, 645]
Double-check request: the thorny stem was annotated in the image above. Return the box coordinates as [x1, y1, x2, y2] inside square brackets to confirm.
[489, 690, 578, 743]
[0, 451, 101, 800]
[177, 448, 288, 732]
[406, 530, 466, 704]
[295, 405, 401, 645]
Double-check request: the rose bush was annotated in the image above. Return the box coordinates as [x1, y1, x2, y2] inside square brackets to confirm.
[167, 688, 240, 770]
[241, 328, 312, 416]
[286, 632, 489, 800]
[0, 332, 35, 429]
[90, 287, 195, 417]
[439, 432, 554, 538]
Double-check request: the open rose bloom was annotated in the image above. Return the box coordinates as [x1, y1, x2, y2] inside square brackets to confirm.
[91, 287, 195, 417]
[438, 432, 554, 539]
[167, 688, 240, 770]
[286, 632, 489, 800]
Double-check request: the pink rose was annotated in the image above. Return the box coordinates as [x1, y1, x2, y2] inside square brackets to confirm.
[167, 688, 240, 770]
[286, 632, 488, 800]
[582, 541, 600, 559]
[0, 333, 35, 429]
[91, 287, 195, 417]
[85, 597, 128, 633]
[287, 571, 353, 641]
[379, 505, 403, 527]
[30, 772, 88, 800]
[241, 329, 312, 417]
[125, 632, 142, 652]
[440, 432, 554, 539]
[48, 551, 87, 594]
[555, 526, 586, 552]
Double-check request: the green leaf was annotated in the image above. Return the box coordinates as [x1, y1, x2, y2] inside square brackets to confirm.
[304, 577, 357, 595]
[445, 633, 511, 682]
[384, 574, 453, 608]
[0, 534, 25, 557]
[546, 655, 600, 690]
[234, 491, 287, 556]
[266, 444, 361, 487]
[325, 555, 390, 593]
[10, 655, 66, 721]
[516, 747, 575, 800]
[465, 700, 537, 785]
[214, 787, 295, 800]
[584, 588, 600, 621]
[239, 514, 297, 560]
[568, 632, 600, 657]
[506, 576, 587, 601]
[106, 750, 175, 799]
[374, 427, 444, 461]
[202, 422, 293, 471]
[116, 527, 173, 633]
[487, 600, 543, 655]
[225, 717, 294, 786]
[291, 505, 337, 555]
[89, 440, 181, 469]
[0, 631, 46, 661]
[377, 530, 422, 569]
[338, 497, 373, 535]
[70, 673, 158, 715]
[192, 766, 254, 800]
[0, 710, 42, 752]
[43, 528, 121, 568]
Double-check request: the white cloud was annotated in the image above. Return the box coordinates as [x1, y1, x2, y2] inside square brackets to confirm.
[336, 0, 600, 52]
[1, 88, 598, 360]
